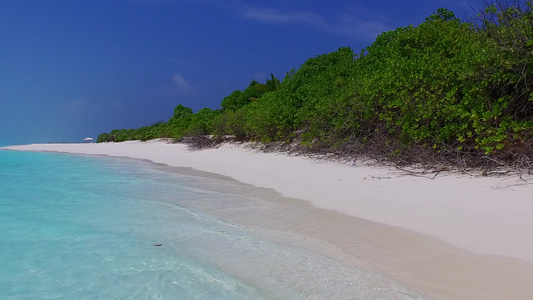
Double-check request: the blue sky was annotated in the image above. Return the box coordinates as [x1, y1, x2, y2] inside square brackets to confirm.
[0, 0, 486, 145]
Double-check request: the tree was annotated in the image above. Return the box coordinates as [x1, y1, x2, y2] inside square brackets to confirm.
[172, 104, 193, 120]
[473, 0, 533, 122]
[220, 75, 281, 111]
[168, 104, 194, 139]
[187, 108, 217, 136]
[220, 90, 245, 111]
[265, 73, 281, 91]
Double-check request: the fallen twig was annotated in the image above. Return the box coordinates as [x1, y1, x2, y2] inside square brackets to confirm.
[369, 174, 392, 180]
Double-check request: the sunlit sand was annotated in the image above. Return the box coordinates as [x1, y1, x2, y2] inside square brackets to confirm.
[4, 140, 533, 299]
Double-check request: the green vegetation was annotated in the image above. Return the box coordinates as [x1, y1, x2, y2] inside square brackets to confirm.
[98, 1, 533, 170]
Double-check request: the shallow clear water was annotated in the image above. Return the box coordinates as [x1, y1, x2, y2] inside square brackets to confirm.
[0, 150, 429, 299]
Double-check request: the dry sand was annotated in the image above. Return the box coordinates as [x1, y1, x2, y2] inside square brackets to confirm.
[4, 140, 533, 299]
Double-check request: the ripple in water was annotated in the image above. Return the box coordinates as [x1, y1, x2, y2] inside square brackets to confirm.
[0, 150, 430, 299]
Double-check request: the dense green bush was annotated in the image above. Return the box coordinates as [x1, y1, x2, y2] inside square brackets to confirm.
[475, 0, 533, 151]
[166, 104, 193, 139]
[97, 132, 111, 143]
[220, 75, 281, 112]
[135, 121, 168, 141]
[238, 47, 357, 143]
[186, 108, 217, 136]
[98, 1, 532, 169]
[354, 9, 506, 152]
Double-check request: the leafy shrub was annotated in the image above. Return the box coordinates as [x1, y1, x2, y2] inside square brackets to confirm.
[97, 3, 533, 169]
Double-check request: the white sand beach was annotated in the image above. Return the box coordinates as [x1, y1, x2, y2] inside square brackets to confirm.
[4, 140, 533, 299]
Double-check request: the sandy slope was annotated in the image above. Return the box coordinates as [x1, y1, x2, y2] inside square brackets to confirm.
[4, 140, 533, 299]
[6, 140, 532, 262]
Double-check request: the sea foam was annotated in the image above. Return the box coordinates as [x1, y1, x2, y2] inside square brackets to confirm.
[0, 150, 429, 299]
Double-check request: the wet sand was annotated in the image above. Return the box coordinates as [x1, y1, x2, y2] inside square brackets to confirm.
[4, 140, 533, 299]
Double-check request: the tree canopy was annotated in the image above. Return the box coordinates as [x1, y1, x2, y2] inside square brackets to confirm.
[98, 1, 533, 170]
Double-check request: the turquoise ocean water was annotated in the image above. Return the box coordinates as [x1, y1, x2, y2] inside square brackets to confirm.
[0, 150, 429, 299]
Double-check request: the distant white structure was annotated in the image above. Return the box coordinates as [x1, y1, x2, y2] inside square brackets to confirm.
[84, 137, 94, 143]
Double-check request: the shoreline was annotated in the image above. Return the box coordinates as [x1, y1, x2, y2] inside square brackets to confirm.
[4, 140, 533, 262]
[4, 141, 533, 299]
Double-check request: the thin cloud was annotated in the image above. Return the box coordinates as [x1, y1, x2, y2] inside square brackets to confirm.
[244, 8, 326, 26]
[172, 74, 194, 93]
[328, 14, 391, 40]
[242, 6, 390, 40]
